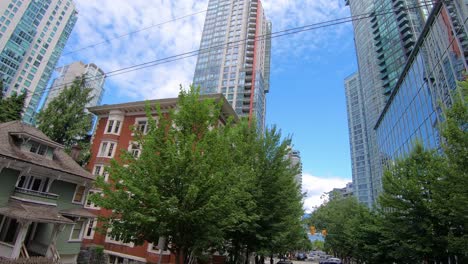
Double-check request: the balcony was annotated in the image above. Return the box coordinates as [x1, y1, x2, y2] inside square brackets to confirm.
[12, 187, 59, 206]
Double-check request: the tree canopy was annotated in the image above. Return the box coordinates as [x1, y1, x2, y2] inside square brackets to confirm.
[0, 81, 27, 123]
[36, 77, 93, 163]
[308, 79, 468, 264]
[92, 86, 308, 264]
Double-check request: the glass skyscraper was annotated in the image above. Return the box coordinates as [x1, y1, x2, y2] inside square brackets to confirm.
[376, 1, 468, 163]
[0, 0, 78, 124]
[193, 0, 272, 130]
[346, 0, 468, 206]
[344, 0, 436, 205]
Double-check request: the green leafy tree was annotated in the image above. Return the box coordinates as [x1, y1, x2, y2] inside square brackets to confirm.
[436, 80, 468, 261]
[36, 77, 93, 152]
[379, 143, 448, 263]
[93, 86, 242, 264]
[0, 81, 27, 123]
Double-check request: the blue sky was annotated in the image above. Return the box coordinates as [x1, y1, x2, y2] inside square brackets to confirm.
[56, 0, 357, 210]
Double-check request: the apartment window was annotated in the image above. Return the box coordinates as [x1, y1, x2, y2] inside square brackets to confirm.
[98, 141, 116, 158]
[73, 185, 86, 204]
[0, 215, 20, 244]
[69, 219, 85, 241]
[129, 142, 141, 158]
[84, 218, 97, 239]
[106, 119, 122, 135]
[105, 229, 134, 247]
[85, 190, 100, 210]
[134, 118, 148, 134]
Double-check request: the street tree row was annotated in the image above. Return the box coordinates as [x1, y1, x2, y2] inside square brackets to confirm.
[308, 81, 468, 264]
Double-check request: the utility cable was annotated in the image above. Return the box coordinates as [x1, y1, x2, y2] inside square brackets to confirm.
[15, 2, 437, 98]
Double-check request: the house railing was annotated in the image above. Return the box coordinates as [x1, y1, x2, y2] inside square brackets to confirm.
[12, 188, 59, 206]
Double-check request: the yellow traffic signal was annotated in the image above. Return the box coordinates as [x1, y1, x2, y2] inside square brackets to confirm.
[309, 226, 316, 235]
[321, 229, 328, 237]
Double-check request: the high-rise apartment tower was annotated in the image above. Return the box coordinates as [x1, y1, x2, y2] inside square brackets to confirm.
[193, 0, 272, 130]
[344, 0, 435, 206]
[0, 0, 78, 124]
[344, 72, 373, 206]
[43, 61, 106, 110]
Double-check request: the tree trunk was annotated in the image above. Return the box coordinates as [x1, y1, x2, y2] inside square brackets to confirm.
[175, 248, 185, 264]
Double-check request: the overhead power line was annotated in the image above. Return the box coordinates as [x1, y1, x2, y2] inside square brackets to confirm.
[20, 2, 435, 98]
[61, 2, 235, 56]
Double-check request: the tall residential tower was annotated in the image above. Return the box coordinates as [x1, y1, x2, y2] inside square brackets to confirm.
[43, 61, 106, 110]
[193, 0, 272, 129]
[0, 0, 78, 124]
[344, 0, 435, 206]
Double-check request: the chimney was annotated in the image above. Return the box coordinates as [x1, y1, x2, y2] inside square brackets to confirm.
[70, 145, 82, 162]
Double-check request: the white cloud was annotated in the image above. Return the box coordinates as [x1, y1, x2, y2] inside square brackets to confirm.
[55, 0, 351, 103]
[302, 173, 350, 212]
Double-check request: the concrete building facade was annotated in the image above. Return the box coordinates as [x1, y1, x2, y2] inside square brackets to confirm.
[286, 148, 302, 190]
[344, 73, 373, 206]
[43, 61, 106, 111]
[0, 0, 78, 124]
[193, 0, 272, 130]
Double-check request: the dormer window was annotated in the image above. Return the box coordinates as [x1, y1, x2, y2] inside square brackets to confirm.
[29, 141, 50, 156]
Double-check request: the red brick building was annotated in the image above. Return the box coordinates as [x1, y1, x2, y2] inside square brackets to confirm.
[82, 95, 237, 264]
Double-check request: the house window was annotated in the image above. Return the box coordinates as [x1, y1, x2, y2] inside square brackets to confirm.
[29, 141, 49, 156]
[16, 175, 49, 193]
[85, 190, 100, 210]
[73, 185, 86, 204]
[98, 141, 116, 158]
[84, 218, 97, 239]
[69, 219, 85, 241]
[0, 215, 20, 244]
[106, 119, 122, 135]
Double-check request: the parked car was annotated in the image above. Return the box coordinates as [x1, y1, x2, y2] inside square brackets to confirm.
[320, 257, 342, 264]
[296, 253, 307, 261]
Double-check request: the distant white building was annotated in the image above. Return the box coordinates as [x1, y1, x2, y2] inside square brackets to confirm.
[329, 182, 354, 200]
[286, 148, 302, 189]
[43, 61, 106, 111]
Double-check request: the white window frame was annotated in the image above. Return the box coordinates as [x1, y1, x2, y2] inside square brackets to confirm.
[147, 241, 171, 255]
[128, 142, 142, 158]
[105, 228, 134, 248]
[72, 185, 86, 204]
[98, 141, 117, 158]
[105, 119, 122, 135]
[84, 218, 97, 239]
[69, 218, 86, 242]
[84, 190, 101, 210]
[134, 117, 149, 135]
[93, 164, 109, 182]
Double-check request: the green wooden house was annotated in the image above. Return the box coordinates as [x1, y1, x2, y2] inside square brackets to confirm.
[0, 121, 96, 263]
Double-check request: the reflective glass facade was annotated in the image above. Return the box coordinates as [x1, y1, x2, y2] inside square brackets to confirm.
[0, 0, 77, 124]
[345, 0, 436, 205]
[193, 0, 271, 130]
[376, 1, 468, 167]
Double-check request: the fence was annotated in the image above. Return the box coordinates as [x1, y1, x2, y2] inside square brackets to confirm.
[0, 257, 54, 264]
